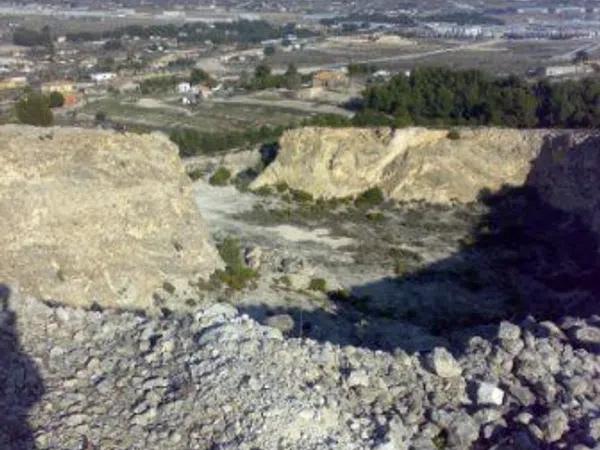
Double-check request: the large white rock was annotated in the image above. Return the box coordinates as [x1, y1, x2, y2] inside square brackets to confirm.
[0, 125, 221, 310]
[426, 347, 462, 378]
[476, 382, 505, 406]
[251, 126, 550, 203]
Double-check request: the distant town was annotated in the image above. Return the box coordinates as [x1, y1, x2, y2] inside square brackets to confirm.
[1, 0, 600, 133]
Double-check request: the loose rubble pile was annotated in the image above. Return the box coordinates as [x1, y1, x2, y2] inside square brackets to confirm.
[1, 294, 598, 450]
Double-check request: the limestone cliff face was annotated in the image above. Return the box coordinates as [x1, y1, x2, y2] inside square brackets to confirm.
[251, 127, 549, 203]
[526, 131, 600, 236]
[0, 125, 221, 310]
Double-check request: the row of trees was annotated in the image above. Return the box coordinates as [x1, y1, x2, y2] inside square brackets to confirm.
[65, 20, 312, 46]
[170, 125, 286, 157]
[423, 12, 505, 25]
[242, 63, 306, 91]
[362, 68, 600, 128]
[13, 26, 53, 51]
[138, 68, 215, 94]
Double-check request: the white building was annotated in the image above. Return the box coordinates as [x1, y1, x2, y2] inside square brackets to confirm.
[544, 65, 593, 77]
[91, 72, 116, 83]
[177, 82, 192, 94]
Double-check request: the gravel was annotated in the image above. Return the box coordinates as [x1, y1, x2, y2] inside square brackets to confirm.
[0, 295, 599, 450]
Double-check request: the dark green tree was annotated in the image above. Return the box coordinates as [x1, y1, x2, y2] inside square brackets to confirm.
[190, 68, 214, 86]
[48, 91, 65, 108]
[16, 93, 54, 127]
[255, 63, 272, 79]
[284, 63, 302, 90]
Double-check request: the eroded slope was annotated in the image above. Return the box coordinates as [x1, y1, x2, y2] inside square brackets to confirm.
[0, 125, 221, 310]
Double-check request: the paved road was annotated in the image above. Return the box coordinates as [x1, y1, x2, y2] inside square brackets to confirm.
[212, 96, 354, 117]
[552, 40, 600, 62]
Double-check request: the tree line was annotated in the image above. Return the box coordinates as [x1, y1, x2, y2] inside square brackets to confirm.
[242, 63, 308, 91]
[13, 26, 53, 51]
[170, 125, 287, 157]
[362, 67, 600, 128]
[65, 21, 313, 46]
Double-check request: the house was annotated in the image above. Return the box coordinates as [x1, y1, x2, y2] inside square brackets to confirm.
[543, 65, 593, 78]
[0, 76, 27, 91]
[195, 84, 213, 99]
[177, 82, 192, 94]
[40, 80, 76, 95]
[181, 92, 197, 105]
[312, 70, 349, 91]
[91, 72, 116, 83]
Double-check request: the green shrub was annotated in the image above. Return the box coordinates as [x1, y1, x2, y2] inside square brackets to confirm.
[190, 68, 215, 86]
[140, 75, 180, 94]
[447, 129, 461, 140]
[48, 91, 65, 108]
[15, 93, 53, 127]
[275, 182, 289, 193]
[170, 125, 286, 157]
[95, 111, 107, 122]
[214, 237, 258, 290]
[188, 168, 204, 181]
[329, 289, 351, 302]
[290, 188, 313, 203]
[308, 278, 327, 292]
[209, 167, 231, 186]
[365, 211, 385, 222]
[162, 281, 176, 294]
[354, 187, 384, 209]
[253, 186, 272, 196]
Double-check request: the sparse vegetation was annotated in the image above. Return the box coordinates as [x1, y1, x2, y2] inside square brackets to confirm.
[365, 211, 385, 222]
[188, 168, 204, 181]
[214, 237, 258, 290]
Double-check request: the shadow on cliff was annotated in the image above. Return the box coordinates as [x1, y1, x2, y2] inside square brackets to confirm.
[240, 133, 600, 353]
[0, 285, 45, 450]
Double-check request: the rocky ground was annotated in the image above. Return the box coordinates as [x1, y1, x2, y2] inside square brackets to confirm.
[187, 168, 598, 355]
[190, 178, 480, 353]
[1, 292, 599, 450]
[2, 126, 599, 450]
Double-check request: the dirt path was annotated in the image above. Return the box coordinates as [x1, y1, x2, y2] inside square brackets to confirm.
[194, 182, 355, 253]
[212, 96, 354, 117]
